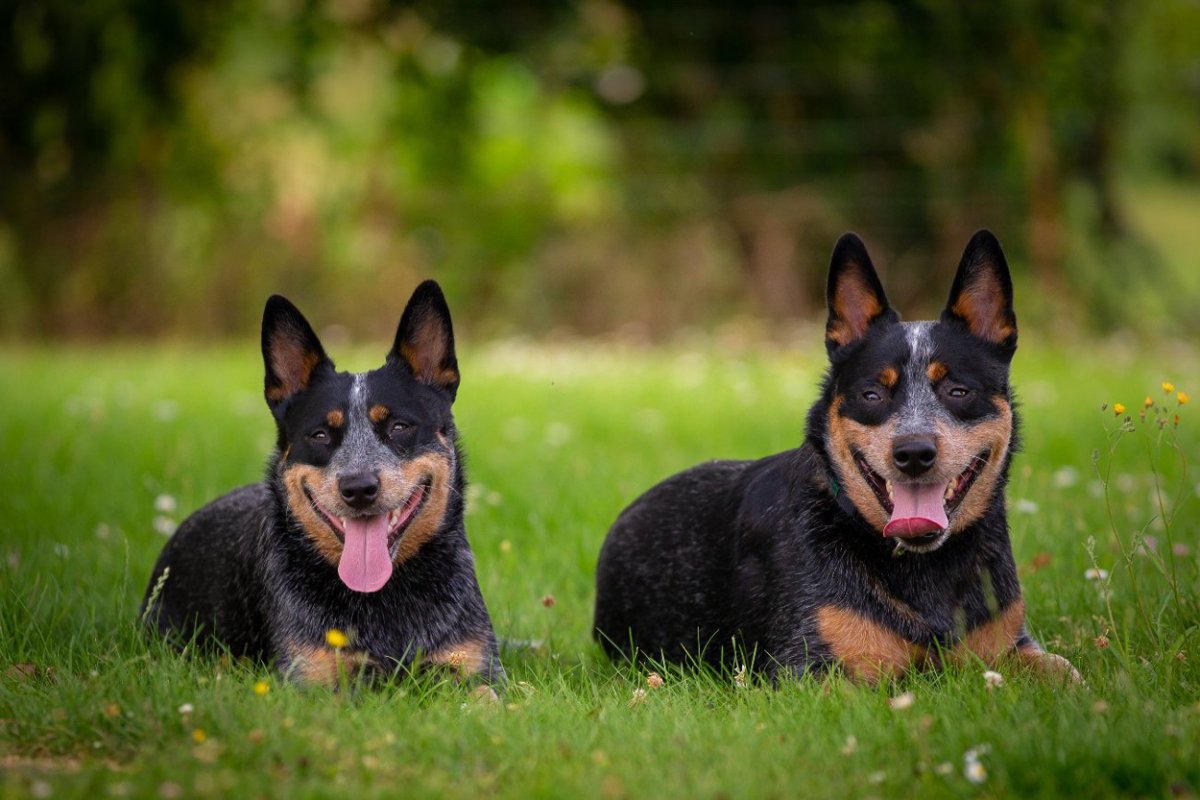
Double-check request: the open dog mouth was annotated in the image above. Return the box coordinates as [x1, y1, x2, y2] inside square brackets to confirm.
[304, 479, 429, 593]
[854, 449, 989, 542]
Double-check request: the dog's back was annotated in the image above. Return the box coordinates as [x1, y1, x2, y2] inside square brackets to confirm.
[142, 484, 268, 656]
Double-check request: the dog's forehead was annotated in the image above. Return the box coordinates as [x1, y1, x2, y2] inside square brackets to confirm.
[362, 365, 446, 417]
[901, 321, 936, 367]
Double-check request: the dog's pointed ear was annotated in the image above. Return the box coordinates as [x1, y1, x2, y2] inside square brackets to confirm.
[262, 295, 334, 414]
[825, 232, 897, 355]
[942, 229, 1017, 352]
[387, 280, 460, 400]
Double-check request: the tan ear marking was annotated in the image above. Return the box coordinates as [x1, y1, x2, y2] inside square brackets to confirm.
[951, 272, 1015, 344]
[268, 331, 321, 399]
[828, 270, 885, 347]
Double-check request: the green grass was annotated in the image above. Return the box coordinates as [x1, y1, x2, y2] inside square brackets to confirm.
[1, 336, 1198, 798]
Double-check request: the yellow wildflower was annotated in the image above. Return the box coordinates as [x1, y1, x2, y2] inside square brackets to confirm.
[1178, 391, 1190, 405]
[253, 680, 269, 696]
[1163, 382, 1175, 394]
[1144, 396, 1153, 408]
[192, 729, 207, 743]
[325, 629, 349, 649]
[1112, 403, 1126, 416]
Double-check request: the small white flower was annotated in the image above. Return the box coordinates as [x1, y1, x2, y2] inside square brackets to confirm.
[1052, 466, 1079, 488]
[982, 670, 1004, 689]
[840, 735, 858, 756]
[1084, 568, 1109, 581]
[934, 762, 953, 776]
[153, 401, 178, 422]
[733, 663, 747, 688]
[153, 516, 176, 536]
[1015, 499, 1039, 514]
[963, 744, 991, 784]
[177, 703, 194, 715]
[888, 691, 915, 710]
[867, 771, 886, 784]
[544, 422, 572, 448]
[154, 494, 178, 514]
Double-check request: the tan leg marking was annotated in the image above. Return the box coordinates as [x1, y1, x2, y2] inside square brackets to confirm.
[948, 599, 1025, 665]
[286, 644, 374, 687]
[425, 636, 488, 678]
[816, 606, 926, 682]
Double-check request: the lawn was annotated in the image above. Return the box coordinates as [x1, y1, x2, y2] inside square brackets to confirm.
[1, 335, 1197, 798]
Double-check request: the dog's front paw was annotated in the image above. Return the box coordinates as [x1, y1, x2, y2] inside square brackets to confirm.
[1020, 647, 1082, 684]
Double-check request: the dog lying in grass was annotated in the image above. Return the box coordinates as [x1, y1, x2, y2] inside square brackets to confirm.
[594, 231, 1078, 683]
[142, 281, 503, 688]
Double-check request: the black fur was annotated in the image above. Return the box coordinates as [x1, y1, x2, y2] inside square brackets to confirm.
[142, 281, 503, 686]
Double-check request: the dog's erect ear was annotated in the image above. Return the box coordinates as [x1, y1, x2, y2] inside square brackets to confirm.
[825, 232, 897, 355]
[262, 295, 334, 413]
[387, 280, 460, 400]
[941, 229, 1017, 351]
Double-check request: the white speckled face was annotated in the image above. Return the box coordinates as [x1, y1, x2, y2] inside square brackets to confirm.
[819, 229, 1020, 552]
[823, 312, 1015, 552]
[262, 282, 463, 583]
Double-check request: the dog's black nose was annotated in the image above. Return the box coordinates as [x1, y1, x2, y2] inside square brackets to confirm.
[339, 472, 380, 509]
[892, 435, 937, 477]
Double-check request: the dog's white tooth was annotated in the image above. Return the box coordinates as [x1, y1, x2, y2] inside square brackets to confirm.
[340, 517, 349, 530]
[886, 481, 894, 500]
[945, 484, 955, 501]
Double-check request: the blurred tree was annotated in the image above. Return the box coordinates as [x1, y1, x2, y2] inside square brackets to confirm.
[0, 0, 1197, 339]
[0, 0, 230, 335]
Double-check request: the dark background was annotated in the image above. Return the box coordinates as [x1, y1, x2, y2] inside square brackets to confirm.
[3, 0, 1198, 341]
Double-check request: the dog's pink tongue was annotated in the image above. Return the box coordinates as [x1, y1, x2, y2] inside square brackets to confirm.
[883, 482, 949, 538]
[338, 514, 393, 593]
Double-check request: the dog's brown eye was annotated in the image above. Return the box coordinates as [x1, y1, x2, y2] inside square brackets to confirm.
[310, 429, 330, 443]
[862, 390, 881, 402]
[389, 421, 408, 436]
[948, 387, 970, 399]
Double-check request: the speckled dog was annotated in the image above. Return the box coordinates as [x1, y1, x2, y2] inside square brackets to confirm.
[594, 231, 1077, 683]
[141, 281, 503, 687]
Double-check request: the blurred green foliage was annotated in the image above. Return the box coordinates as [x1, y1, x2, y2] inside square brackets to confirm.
[1, 0, 1198, 340]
